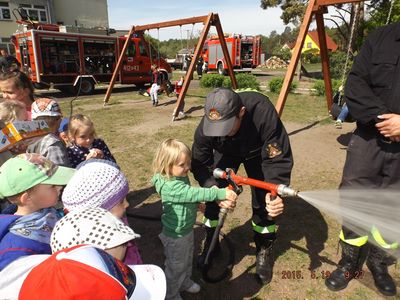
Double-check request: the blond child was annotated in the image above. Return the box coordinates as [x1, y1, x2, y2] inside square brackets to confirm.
[0, 100, 28, 123]
[67, 114, 116, 168]
[0, 100, 28, 167]
[152, 138, 237, 300]
[0, 153, 75, 270]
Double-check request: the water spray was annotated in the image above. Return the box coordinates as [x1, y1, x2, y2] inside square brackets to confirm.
[299, 189, 400, 259]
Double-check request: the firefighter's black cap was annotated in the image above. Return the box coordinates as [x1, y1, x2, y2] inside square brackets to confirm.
[203, 88, 242, 137]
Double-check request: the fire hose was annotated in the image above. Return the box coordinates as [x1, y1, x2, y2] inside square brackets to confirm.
[201, 168, 298, 283]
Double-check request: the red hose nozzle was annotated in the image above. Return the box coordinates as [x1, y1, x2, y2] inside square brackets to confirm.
[213, 168, 298, 197]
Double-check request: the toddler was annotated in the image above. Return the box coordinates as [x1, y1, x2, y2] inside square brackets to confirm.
[0, 153, 75, 270]
[172, 76, 186, 121]
[67, 114, 116, 168]
[61, 159, 142, 264]
[0, 100, 28, 123]
[152, 138, 237, 300]
[58, 117, 69, 145]
[0, 100, 28, 166]
[150, 64, 160, 106]
[28, 98, 70, 167]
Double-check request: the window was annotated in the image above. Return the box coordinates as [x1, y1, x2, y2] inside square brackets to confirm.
[19, 4, 48, 22]
[139, 41, 148, 57]
[125, 43, 136, 57]
[307, 42, 312, 49]
[0, 2, 11, 20]
[0, 37, 15, 54]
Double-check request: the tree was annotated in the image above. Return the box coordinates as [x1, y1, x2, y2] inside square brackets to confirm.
[260, 0, 307, 25]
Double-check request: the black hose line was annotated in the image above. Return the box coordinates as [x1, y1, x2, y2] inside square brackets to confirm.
[201, 229, 235, 283]
[126, 212, 235, 282]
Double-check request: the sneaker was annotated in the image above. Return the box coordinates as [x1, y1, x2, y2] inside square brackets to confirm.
[335, 120, 342, 129]
[177, 111, 186, 120]
[185, 282, 201, 294]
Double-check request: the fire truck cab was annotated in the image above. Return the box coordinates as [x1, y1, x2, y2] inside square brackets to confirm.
[203, 34, 261, 75]
[12, 22, 172, 94]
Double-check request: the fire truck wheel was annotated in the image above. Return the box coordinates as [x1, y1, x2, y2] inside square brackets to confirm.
[218, 63, 227, 76]
[78, 78, 95, 95]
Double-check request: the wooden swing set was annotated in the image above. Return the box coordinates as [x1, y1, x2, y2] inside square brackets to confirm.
[103, 13, 238, 120]
[105, 2, 387, 119]
[276, 0, 364, 116]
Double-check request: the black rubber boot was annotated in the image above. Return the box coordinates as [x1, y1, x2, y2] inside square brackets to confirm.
[325, 241, 367, 291]
[366, 245, 397, 296]
[254, 234, 274, 285]
[197, 227, 221, 268]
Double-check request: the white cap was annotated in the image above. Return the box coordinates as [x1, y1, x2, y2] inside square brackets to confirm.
[50, 207, 140, 253]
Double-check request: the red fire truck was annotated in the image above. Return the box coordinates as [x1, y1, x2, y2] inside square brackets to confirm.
[12, 21, 172, 94]
[203, 34, 261, 75]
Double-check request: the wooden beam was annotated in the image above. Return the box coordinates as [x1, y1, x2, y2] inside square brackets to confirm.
[214, 14, 238, 89]
[173, 13, 214, 120]
[103, 25, 136, 105]
[134, 15, 209, 31]
[315, 11, 333, 112]
[275, 0, 317, 116]
[314, 0, 363, 10]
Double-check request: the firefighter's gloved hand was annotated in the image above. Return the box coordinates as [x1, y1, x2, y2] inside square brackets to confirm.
[265, 193, 284, 217]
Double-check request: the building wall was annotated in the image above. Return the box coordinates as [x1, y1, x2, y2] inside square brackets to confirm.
[0, 0, 108, 54]
[302, 34, 319, 53]
[53, 0, 108, 28]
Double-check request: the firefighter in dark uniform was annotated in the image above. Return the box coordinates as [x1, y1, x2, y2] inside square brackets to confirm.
[191, 88, 293, 284]
[325, 23, 400, 297]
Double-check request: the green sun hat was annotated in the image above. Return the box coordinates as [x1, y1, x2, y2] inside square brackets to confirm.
[0, 153, 75, 198]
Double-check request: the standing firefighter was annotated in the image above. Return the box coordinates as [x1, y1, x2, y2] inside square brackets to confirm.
[191, 88, 293, 284]
[325, 23, 400, 297]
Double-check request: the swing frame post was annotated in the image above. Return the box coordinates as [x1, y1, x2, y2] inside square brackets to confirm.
[103, 13, 237, 116]
[275, 0, 364, 117]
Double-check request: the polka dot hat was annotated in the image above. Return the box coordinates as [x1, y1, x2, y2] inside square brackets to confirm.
[62, 159, 129, 211]
[51, 207, 140, 253]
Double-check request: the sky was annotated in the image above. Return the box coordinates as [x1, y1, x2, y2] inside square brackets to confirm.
[107, 0, 292, 40]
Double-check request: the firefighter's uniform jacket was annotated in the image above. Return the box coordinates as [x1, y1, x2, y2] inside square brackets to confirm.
[191, 90, 293, 239]
[341, 23, 400, 249]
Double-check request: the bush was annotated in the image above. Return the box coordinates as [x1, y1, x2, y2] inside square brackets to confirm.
[268, 77, 297, 94]
[200, 73, 260, 90]
[329, 51, 353, 80]
[200, 74, 224, 88]
[278, 48, 292, 62]
[302, 48, 321, 64]
[312, 79, 342, 96]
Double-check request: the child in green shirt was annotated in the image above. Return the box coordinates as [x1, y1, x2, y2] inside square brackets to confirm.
[152, 138, 237, 300]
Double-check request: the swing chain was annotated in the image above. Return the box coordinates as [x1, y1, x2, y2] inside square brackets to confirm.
[147, 29, 153, 66]
[386, 0, 394, 25]
[341, 3, 359, 87]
